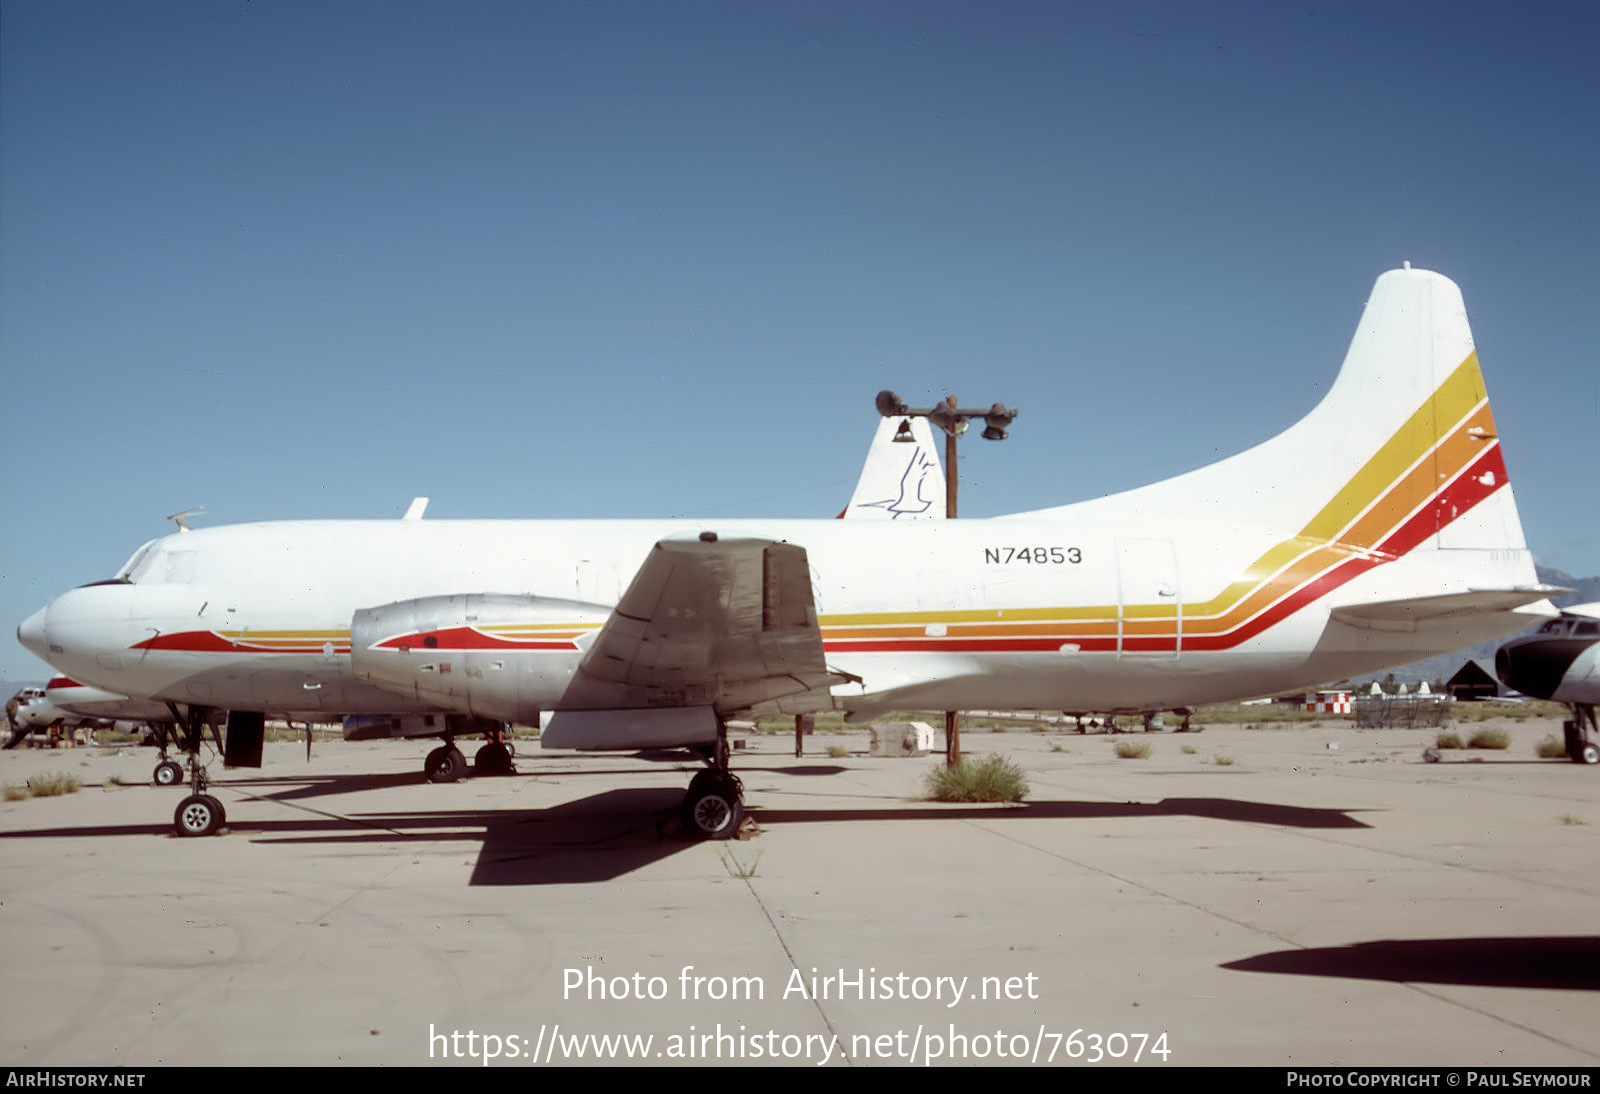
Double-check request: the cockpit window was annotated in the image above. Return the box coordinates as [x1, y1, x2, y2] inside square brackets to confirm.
[113, 540, 160, 583]
[1577, 621, 1600, 637]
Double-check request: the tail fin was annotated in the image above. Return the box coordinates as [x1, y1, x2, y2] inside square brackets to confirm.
[839, 415, 946, 520]
[1271, 264, 1522, 558]
[1016, 266, 1553, 640]
[1020, 266, 1531, 552]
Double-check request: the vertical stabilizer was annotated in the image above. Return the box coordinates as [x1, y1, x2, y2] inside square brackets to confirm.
[840, 416, 946, 519]
[1017, 267, 1532, 562]
[1010, 267, 1549, 648]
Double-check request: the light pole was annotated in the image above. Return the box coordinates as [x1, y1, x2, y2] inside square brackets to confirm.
[875, 390, 1018, 766]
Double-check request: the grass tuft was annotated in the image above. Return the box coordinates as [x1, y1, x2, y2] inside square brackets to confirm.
[1435, 731, 1465, 750]
[4, 784, 29, 801]
[1180, 744, 1198, 755]
[824, 745, 850, 759]
[1467, 728, 1510, 750]
[1113, 739, 1151, 759]
[1212, 754, 1235, 766]
[923, 755, 1029, 802]
[27, 773, 81, 797]
[719, 848, 763, 878]
[1535, 735, 1568, 759]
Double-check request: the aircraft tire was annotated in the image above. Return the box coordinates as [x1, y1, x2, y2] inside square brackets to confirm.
[174, 794, 224, 837]
[1580, 742, 1599, 766]
[153, 760, 183, 786]
[682, 777, 743, 840]
[424, 746, 467, 783]
[474, 742, 513, 775]
[687, 767, 742, 800]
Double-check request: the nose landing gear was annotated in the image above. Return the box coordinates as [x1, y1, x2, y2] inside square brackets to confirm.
[162, 706, 228, 837]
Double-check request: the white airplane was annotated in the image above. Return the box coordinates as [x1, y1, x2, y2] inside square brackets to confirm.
[340, 422, 948, 776]
[18, 266, 1559, 838]
[341, 414, 947, 764]
[1496, 603, 1600, 763]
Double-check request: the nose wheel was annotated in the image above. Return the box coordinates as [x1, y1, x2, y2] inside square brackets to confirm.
[154, 706, 232, 836]
[174, 794, 225, 837]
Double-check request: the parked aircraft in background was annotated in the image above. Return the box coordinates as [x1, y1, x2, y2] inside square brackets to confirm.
[1496, 603, 1600, 763]
[5, 685, 49, 748]
[43, 676, 169, 726]
[839, 414, 945, 519]
[3, 680, 145, 748]
[18, 267, 1558, 838]
[38, 676, 194, 778]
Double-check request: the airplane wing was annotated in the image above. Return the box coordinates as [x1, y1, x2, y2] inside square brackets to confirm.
[1330, 586, 1566, 630]
[559, 534, 849, 718]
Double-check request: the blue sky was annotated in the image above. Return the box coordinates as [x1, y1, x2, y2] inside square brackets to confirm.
[3, 1, 1597, 682]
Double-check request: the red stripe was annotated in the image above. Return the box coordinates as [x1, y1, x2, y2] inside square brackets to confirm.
[132, 631, 241, 652]
[129, 631, 351, 654]
[374, 626, 581, 652]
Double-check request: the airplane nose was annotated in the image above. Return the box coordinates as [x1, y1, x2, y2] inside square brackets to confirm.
[17, 606, 49, 660]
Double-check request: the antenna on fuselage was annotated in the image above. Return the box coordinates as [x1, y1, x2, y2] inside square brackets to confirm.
[166, 507, 206, 532]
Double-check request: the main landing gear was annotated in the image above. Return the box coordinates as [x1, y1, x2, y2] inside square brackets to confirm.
[1563, 703, 1599, 765]
[423, 743, 468, 783]
[681, 729, 744, 840]
[421, 719, 515, 782]
[474, 725, 516, 776]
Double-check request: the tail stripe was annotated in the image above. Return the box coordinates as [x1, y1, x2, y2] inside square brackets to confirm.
[820, 352, 1508, 652]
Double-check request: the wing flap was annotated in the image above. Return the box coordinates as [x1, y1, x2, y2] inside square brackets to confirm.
[566, 535, 846, 713]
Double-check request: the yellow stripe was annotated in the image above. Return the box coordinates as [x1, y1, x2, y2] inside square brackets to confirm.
[819, 353, 1495, 636]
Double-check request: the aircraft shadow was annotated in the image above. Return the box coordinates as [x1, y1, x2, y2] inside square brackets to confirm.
[0, 783, 1370, 885]
[255, 788, 697, 884]
[1223, 937, 1600, 990]
[193, 762, 706, 804]
[752, 797, 1371, 830]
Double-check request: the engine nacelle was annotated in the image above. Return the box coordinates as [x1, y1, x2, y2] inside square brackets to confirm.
[350, 593, 610, 724]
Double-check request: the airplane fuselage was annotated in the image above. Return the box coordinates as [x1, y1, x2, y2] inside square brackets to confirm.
[23, 508, 1539, 729]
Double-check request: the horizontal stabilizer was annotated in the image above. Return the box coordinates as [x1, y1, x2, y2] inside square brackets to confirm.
[1331, 586, 1565, 630]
